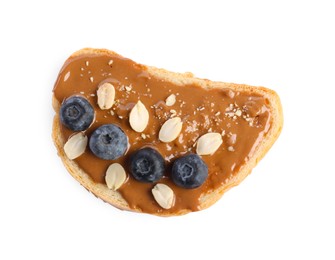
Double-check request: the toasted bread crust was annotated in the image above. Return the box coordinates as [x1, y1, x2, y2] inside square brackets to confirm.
[52, 48, 283, 216]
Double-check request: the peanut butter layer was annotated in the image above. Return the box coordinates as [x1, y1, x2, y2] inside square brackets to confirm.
[53, 53, 271, 214]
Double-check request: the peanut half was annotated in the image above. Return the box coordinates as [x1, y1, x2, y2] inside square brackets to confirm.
[129, 100, 149, 132]
[105, 163, 127, 191]
[64, 132, 88, 160]
[196, 132, 223, 156]
[165, 94, 176, 106]
[152, 183, 175, 209]
[97, 82, 115, 110]
[158, 117, 183, 143]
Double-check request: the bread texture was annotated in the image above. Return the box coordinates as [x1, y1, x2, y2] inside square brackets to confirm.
[52, 48, 283, 216]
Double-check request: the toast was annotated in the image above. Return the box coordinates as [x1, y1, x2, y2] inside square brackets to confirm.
[52, 48, 283, 216]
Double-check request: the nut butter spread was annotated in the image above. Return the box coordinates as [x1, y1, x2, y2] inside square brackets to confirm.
[53, 52, 271, 214]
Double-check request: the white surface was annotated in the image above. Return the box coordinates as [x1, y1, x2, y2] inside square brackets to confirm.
[1, 0, 334, 259]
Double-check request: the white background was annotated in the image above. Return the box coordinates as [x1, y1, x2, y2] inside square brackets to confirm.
[1, 0, 334, 259]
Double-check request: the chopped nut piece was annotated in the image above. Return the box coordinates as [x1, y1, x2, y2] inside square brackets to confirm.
[170, 109, 177, 117]
[227, 133, 237, 145]
[89, 76, 94, 82]
[235, 109, 242, 117]
[125, 85, 132, 92]
[159, 117, 183, 143]
[152, 183, 175, 209]
[228, 146, 235, 152]
[105, 163, 127, 191]
[97, 82, 115, 110]
[129, 100, 149, 132]
[225, 112, 235, 118]
[64, 71, 70, 82]
[108, 60, 113, 66]
[196, 133, 223, 156]
[228, 90, 235, 98]
[165, 94, 176, 106]
[178, 134, 184, 143]
[64, 132, 88, 160]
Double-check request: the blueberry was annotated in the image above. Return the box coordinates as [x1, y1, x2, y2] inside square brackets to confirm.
[129, 148, 165, 183]
[89, 124, 128, 160]
[60, 96, 94, 131]
[171, 154, 208, 189]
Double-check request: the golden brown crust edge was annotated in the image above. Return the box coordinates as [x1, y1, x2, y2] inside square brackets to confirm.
[52, 48, 283, 216]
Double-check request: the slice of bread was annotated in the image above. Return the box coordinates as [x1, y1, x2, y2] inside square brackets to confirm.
[52, 48, 283, 216]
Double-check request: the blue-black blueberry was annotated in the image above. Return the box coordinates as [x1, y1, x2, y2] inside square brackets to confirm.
[89, 124, 128, 160]
[129, 148, 165, 183]
[171, 154, 208, 189]
[60, 96, 94, 131]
